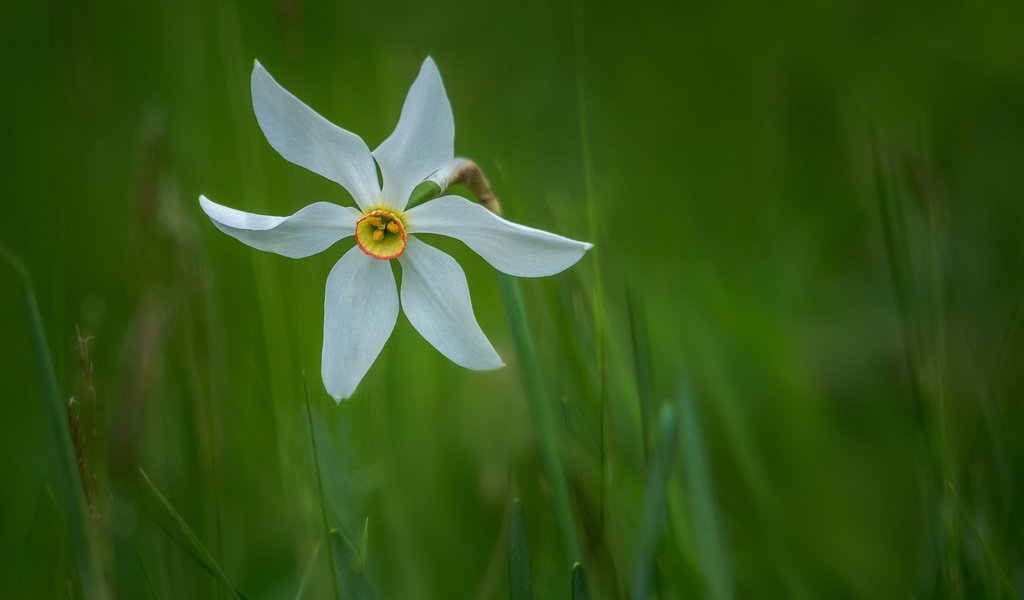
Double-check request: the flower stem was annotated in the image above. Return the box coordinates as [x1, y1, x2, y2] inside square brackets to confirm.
[498, 273, 581, 563]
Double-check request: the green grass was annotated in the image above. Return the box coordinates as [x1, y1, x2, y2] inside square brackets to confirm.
[3, 0, 1024, 597]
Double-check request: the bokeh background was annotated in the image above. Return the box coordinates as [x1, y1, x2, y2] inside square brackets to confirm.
[3, 0, 1024, 597]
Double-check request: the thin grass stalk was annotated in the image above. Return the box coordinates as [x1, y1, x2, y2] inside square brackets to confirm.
[2, 249, 110, 599]
[129, 529, 161, 600]
[303, 377, 342, 600]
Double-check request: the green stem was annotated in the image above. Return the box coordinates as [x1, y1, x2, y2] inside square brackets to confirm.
[303, 378, 341, 600]
[498, 274, 581, 563]
[2, 248, 109, 599]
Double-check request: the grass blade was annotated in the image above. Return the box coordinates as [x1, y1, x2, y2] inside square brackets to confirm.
[508, 498, 533, 600]
[631, 404, 678, 599]
[948, 484, 1018, 599]
[139, 468, 244, 599]
[330, 527, 376, 599]
[128, 529, 160, 600]
[293, 541, 322, 600]
[628, 291, 655, 458]
[571, 562, 591, 600]
[2, 247, 110, 599]
[678, 381, 734, 600]
[304, 376, 342, 600]
[499, 274, 582, 563]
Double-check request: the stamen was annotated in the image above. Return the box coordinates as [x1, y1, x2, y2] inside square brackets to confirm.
[355, 209, 407, 260]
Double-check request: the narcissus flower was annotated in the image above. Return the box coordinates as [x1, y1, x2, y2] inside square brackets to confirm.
[199, 58, 592, 400]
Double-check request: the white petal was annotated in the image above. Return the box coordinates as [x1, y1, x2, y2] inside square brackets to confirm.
[252, 61, 381, 210]
[398, 237, 503, 370]
[199, 195, 361, 259]
[322, 247, 399, 401]
[404, 195, 593, 277]
[372, 58, 454, 211]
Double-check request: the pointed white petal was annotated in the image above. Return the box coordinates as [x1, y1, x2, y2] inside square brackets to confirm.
[199, 195, 360, 258]
[404, 195, 593, 277]
[398, 237, 503, 370]
[252, 61, 380, 210]
[372, 58, 454, 211]
[322, 247, 399, 401]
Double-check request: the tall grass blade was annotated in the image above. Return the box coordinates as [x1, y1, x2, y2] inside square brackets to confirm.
[499, 274, 582, 562]
[304, 376, 342, 600]
[2, 247, 110, 599]
[508, 498, 533, 600]
[571, 562, 591, 600]
[678, 382, 734, 600]
[139, 468, 244, 599]
[632, 404, 678, 599]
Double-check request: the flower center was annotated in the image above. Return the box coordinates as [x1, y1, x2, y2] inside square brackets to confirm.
[355, 209, 407, 260]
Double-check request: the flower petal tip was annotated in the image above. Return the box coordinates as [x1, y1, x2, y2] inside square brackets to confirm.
[325, 382, 354, 403]
[198, 194, 219, 218]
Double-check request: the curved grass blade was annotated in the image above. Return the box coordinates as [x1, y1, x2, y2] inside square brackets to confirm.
[571, 562, 591, 600]
[2, 247, 110, 599]
[508, 499, 532, 600]
[139, 468, 245, 599]
[499, 274, 582, 563]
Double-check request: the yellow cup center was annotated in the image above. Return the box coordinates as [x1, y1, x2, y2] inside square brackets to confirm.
[355, 209, 407, 260]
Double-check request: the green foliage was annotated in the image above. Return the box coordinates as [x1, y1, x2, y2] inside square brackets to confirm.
[2, 0, 1024, 597]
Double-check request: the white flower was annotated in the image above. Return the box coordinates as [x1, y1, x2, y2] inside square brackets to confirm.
[199, 58, 592, 400]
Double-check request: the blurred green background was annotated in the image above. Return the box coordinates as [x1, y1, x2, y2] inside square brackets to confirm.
[3, 0, 1024, 597]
